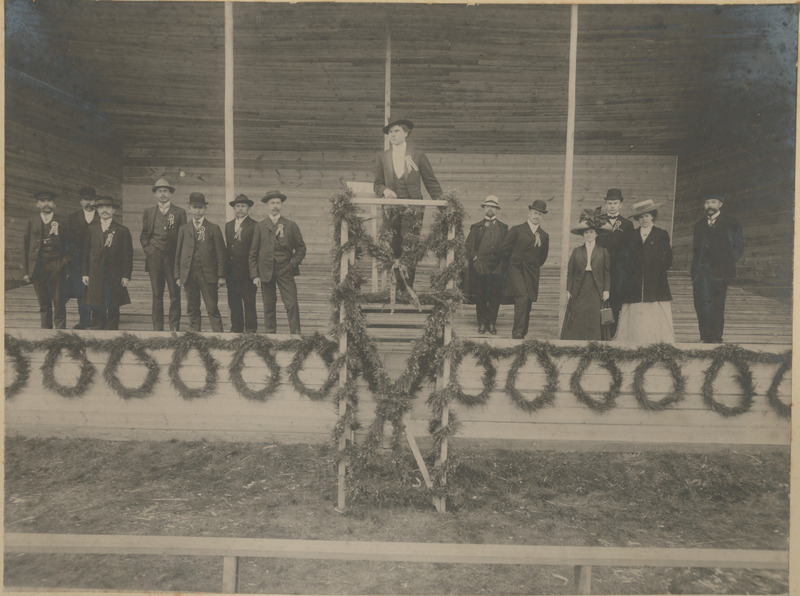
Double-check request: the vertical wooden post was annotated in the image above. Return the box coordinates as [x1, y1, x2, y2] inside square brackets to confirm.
[433, 223, 456, 513]
[558, 4, 579, 330]
[381, 11, 392, 292]
[574, 564, 592, 594]
[371, 205, 379, 292]
[222, 555, 239, 593]
[224, 2, 235, 223]
[337, 218, 351, 511]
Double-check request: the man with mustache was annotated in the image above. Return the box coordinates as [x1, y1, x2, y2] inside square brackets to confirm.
[22, 190, 73, 329]
[67, 186, 99, 329]
[691, 195, 744, 343]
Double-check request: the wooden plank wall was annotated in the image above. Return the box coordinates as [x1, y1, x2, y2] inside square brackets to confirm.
[4, 71, 123, 282]
[122, 153, 676, 273]
[5, 331, 790, 450]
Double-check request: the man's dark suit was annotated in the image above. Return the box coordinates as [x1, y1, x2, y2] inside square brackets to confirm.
[374, 144, 442, 287]
[174, 218, 226, 332]
[141, 204, 186, 331]
[225, 215, 258, 333]
[23, 214, 72, 329]
[691, 213, 744, 343]
[248, 216, 306, 334]
[597, 214, 635, 335]
[67, 208, 99, 328]
[82, 220, 133, 330]
[501, 223, 550, 339]
[465, 218, 508, 329]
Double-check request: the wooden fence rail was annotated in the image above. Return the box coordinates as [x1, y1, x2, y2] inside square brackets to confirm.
[5, 532, 789, 595]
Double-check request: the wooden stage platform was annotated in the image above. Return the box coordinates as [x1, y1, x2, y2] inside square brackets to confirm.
[4, 256, 792, 347]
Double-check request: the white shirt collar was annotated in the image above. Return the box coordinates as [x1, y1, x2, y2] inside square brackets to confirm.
[101, 219, 112, 232]
[269, 214, 281, 224]
[84, 210, 95, 224]
[707, 211, 720, 225]
[40, 212, 54, 225]
[193, 217, 205, 227]
[158, 202, 172, 215]
[527, 221, 539, 234]
[391, 142, 407, 154]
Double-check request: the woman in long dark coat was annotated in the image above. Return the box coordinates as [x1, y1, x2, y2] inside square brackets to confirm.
[560, 212, 612, 340]
[614, 199, 674, 344]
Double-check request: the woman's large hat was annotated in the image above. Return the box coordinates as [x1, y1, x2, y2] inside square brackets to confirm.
[382, 118, 414, 134]
[570, 208, 612, 236]
[629, 199, 660, 218]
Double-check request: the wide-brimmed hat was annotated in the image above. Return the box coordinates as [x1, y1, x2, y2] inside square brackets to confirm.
[188, 192, 209, 207]
[571, 208, 612, 236]
[629, 199, 660, 218]
[95, 195, 120, 209]
[481, 195, 500, 209]
[33, 191, 57, 201]
[703, 195, 726, 204]
[229, 194, 254, 207]
[79, 186, 97, 200]
[262, 190, 287, 203]
[528, 199, 548, 214]
[382, 118, 414, 135]
[152, 178, 175, 193]
[604, 188, 624, 202]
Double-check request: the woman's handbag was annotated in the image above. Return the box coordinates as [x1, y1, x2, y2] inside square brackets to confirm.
[600, 300, 615, 326]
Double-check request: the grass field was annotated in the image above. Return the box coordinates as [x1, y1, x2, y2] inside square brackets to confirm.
[4, 437, 790, 594]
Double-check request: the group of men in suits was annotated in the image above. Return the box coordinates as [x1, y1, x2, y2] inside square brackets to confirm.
[140, 180, 306, 334]
[463, 188, 743, 342]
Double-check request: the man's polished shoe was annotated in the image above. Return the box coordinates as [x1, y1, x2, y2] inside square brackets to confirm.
[512, 334, 525, 340]
[478, 324, 486, 334]
[488, 324, 497, 335]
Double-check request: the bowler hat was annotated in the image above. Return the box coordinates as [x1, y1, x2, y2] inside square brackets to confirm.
[604, 188, 624, 202]
[382, 118, 414, 135]
[79, 186, 97, 200]
[481, 195, 501, 209]
[703, 195, 726, 204]
[629, 199, 660, 218]
[152, 178, 176, 193]
[95, 195, 120, 209]
[34, 191, 57, 201]
[229, 194, 254, 207]
[188, 192, 209, 206]
[262, 190, 287, 203]
[528, 199, 548, 214]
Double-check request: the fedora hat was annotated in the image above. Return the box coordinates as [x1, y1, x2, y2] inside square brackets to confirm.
[703, 194, 726, 204]
[33, 191, 57, 201]
[629, 199, 660, 218]
[229, 194, 254, 207]
[95, 195, 120, 209]
[528, 199, 548, 214]
[79, 186, 97, 200]
[262, 190, 287, 203]
[382, 118, 414, 135]
[152, 178, 175, 193]
[604, 188, 624, 202]
[188, 192, 209, 206]
[481, 195, 501, 209]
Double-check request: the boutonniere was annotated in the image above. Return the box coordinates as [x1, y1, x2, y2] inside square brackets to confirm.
[167, 213, 175, 229]
[534, 231, 541, 247]
[49, 221, 59, 236]
[276, 223, 285, 238]
[405, 155, 419, 173]
[197, 226, 206, 242]
[104, 230, 115, 248]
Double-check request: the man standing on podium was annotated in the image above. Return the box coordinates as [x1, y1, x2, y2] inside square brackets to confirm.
[597, 188, 634, 337]
[225, 194, 258, 333]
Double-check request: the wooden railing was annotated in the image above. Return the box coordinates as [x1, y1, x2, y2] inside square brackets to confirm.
[5, 532, 788, 595]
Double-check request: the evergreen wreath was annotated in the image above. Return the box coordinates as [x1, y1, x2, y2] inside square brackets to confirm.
[286, 333, 340, 401]
[631, 344, 688, 411]
[504, 341, 560, 412]
[766, 350, 791, 419]
[228, 336, 281, 402]
[700, 345, 755, 417]
[4, 334, 30, 399]
[168, 333, 219, 400]
[40, 333, 95, 398]
[102, 335, 160, 400]
[568, 343, 622, 412]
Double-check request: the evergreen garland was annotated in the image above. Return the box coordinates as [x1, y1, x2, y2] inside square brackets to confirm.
[504, 341, 560, 412]
[568, 343, 623, 412]
[631, 344, 688, 411]
[40, 333, 96, 398]
[168, 332, 220, 400]
[228, 335, 281, 402]
[285, 333, 341, 401]
[700, 344, 756, 417]
[765, 350, 791, 419]
[103, 335, 160, 399]
[4, 334, 30, 399]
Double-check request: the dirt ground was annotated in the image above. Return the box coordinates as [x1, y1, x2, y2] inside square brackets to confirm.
[4, 437, 790, 594]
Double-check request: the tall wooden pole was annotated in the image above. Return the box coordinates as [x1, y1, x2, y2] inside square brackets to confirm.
[224, 2, 235, 222]
[559, 5, 579, 329]
[337, 219, 351, 511]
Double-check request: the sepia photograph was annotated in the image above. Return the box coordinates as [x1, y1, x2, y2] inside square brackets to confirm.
[3, 1, 795, 594]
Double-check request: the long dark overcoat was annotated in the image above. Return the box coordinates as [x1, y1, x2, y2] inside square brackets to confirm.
[82, 220, 133, 307]
[690, 213, 744, 281]
[617, 226, 673, 304]
[67, 209, 98, 298]
[225, 215, 257, 278]
[500, 223, 549, 301]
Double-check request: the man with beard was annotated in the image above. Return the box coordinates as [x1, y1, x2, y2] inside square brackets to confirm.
[141, 178, 186, 331]
[465, 195, 508, 335]
[67, 186, 98, 329]
[596, 188, 634, 336]
[22, 191, 72, 329]
[225, 194, 258, 333]
[691, 195, 744, 343]
[82, 196, 133, 330]
[249, 190, 306, 334]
